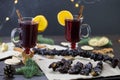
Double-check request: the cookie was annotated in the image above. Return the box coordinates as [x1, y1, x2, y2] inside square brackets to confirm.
[4, 58, 21, 65]
[92, 48, 113, 54]
[13, 47, 23, 52]
[37, 44, 46, 48]
[81, 45, 94, 50]
[61, 42, 70, 46]
[92, 48, 114, 57]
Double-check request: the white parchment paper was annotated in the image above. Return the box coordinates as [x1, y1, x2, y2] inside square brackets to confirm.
[33, 55, 120, 80]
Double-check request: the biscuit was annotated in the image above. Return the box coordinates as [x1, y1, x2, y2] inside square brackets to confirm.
[37, 44, 46, 48]
[92, 48, 113, 54]
[4, 58, 21, 65]
[13, 47, 23, 52]
[81, 45, 94, 50]
[92, 48, 114, 57]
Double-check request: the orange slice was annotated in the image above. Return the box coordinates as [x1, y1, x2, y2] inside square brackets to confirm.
[57, 10, 73, 26]
[33, 15, 48, 32]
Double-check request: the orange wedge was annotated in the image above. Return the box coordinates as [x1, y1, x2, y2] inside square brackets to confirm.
[57, 10, 73, 26]
[33, 15, 48, 32]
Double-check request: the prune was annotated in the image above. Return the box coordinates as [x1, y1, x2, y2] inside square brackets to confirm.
[39, 49, 45, 55]
[56, 59, 72, 73]
[111, 58, 119, 68]
[56, 64, 71, 73]
[60, 49, 69, 56]
[81, 51, 91, 58]
[68, 62, 83, 74]
[49, 58, 72, 73]
[97, 54, 103, 61]
[90, 53, 96, 60]
[68, 68, 79, 74]
[71, 50, 78, 57]
[79, 50, 86, 57]
[33, 48, 119, 68]
[85, 62, 93, 70]
[93, 54, 100, 61]
[80, 62, 93, 75]
[96, 61, 103, 69]
[45, 50, 50, 55]
[49, 61, 63, 71]
[85, 51, 92, 58]
[103, 55, 112, 61]
[32, 48, 39, 54]
[60, 58, 72, 65]
[80, 68, 90, 75]
[51, 49, 58, 55]
[91, 67, 102, 76]
[76, 62, 84, 69]
[91, 61, 103, 76]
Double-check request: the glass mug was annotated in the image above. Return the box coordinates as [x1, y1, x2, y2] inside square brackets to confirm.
[11, 17, 38, 63]
[65, 15, 91, 49]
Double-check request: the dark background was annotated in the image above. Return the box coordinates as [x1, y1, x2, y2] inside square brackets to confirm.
[0, 0, 120, 37]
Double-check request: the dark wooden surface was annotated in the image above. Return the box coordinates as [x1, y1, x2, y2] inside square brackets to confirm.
[0, 35, 120, 80]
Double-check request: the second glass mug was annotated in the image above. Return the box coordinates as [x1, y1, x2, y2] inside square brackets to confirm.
[11, 17, 38, 63]
[65, 15, 91, 49]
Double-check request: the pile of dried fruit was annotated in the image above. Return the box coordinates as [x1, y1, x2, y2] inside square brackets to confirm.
[33, 48, 119, 68]
[49, 59, 103, 76]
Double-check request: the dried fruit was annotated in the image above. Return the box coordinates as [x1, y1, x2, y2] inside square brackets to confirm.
[49, 59, 72, 73]
[68, 62, 83, 74]
[88, 37, 109, 47]
[91, 61, 103, 76]
[32, 48, 119, 68]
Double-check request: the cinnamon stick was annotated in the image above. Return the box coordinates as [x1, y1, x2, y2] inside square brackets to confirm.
[77, 5, 84, 19]
[16, 9, 23, 20]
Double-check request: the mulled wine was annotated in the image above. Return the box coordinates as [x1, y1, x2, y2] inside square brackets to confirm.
[65, 19, 80, 42]
[19, 20, 38, 48]
[11, 17, 38, 63]
[65, 19, 80, 49]
[65, 15, 90, 49]
[11, 17, 38, 53]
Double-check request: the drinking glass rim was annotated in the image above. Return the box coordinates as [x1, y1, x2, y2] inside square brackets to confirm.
[65, 15, 83, 20]
[18, 17, 38, 24]
[18, 17, 33, 22]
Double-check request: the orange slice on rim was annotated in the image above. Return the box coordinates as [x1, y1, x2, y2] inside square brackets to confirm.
[57, 10, 73, 26]
[33, 15, 48, 32]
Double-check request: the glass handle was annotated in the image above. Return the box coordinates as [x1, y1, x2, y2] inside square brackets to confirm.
[80, 24, 91, 39]
[11, 28, 21, 44]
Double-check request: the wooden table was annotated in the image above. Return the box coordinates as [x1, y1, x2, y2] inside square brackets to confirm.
[0, 35, 120, 80]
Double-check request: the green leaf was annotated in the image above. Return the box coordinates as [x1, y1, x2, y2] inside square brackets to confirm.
[15, 58, 43, 78]
[78, 37, 90, 45]
[37, 35, 54, 45]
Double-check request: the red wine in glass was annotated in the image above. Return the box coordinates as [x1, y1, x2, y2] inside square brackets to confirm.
[65, 15, 90, 49]
[19, 20, 38, 48]
[19, 19, 38, 54]
[11, 17, 38, 54]
[65, 19, 80, 49]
